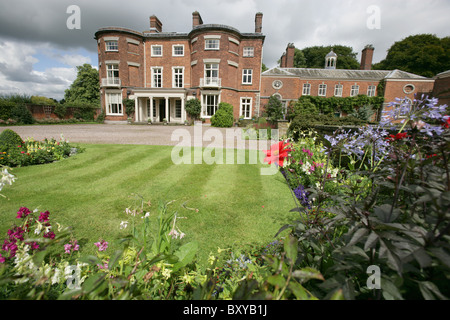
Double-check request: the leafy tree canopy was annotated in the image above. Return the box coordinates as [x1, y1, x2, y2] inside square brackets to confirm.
[64, 64, 100, 105]
[280, 45, 360, 70]
[373, 34, 450, 78]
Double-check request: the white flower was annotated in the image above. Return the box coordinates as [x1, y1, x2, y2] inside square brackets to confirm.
[120, 221, 129, 229]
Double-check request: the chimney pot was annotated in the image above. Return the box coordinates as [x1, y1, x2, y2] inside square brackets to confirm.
[255, 12, 263, 33]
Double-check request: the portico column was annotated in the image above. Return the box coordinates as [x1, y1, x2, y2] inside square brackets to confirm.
[149, 97, 154, 121]
[165, 97, 169, 122]
[134, 98, 139, 122]
[181, 98, 185, 123]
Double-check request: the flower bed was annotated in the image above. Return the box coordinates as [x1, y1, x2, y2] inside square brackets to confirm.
[0, 129, 82, 167]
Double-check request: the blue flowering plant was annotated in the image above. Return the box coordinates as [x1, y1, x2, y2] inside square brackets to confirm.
[276, 95, 450, 300]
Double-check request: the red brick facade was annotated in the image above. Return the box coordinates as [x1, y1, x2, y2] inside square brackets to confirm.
[95, 12, 443, 125]
[95, 12, 265, 123]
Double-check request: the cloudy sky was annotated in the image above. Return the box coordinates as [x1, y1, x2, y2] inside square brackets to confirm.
[0, 0, 449, 100]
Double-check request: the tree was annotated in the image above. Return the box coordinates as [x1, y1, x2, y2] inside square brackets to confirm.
[373, 34, 450, 78]
[265, 95, 284, 123]
[64, 64, 100, 105]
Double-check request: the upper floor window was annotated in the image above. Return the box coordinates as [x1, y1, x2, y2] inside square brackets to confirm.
[334, 84, 343, 97]
[172, 45, 184, 57]
[242, 69, 253, 85]
[350, 85, 360, 97]
[205, 39, 220, 50]
[173, 67, 184, 88]
[302, 83, 311, 96]
[105, 41, 118, 52]
[152, 67, 162, 88]
[106, 64, 119, 84]
[243, 47, 254, 57]
[151, 45, 162, 57]
[318, 84, 327, 97]
[367, 85, 376, 97]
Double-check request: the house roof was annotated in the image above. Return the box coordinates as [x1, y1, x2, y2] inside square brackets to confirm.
[262, 67, 430, 81]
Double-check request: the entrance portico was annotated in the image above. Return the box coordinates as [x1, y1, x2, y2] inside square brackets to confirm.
[132, 89, 187, 124]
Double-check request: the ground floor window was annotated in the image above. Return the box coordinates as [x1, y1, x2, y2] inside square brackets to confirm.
[106, 92, 123, 115]
[240, 97, 252, 119]
[175, 100, 182, 118]
[202, 93, 219, 117]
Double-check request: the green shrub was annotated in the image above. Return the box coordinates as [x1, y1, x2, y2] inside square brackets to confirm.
[54, 104, 67, 119]
[288, 114, 367, 140]
[0, 129, 24, 150]
[0, 99, 16, 121]
[211, 102, 234, 127]
[185, 98, 202, 121]
[10, 104, 34, 124]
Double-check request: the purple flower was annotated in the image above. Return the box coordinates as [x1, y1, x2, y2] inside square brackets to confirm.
[293, 185, 311, 209]
[94, 239, 108, 252]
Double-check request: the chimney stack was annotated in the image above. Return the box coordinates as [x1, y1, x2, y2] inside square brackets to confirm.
[360, 45, 374, 70]
[255, 12, 263, 33]
[280, 53, 286, 68]
[149, 15, 162, 33]
[285, 43, 295, 68]
[192, 11, 203, 28]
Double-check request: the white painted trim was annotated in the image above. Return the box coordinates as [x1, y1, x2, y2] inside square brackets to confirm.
[203, 58, 221, 64]
[227, 60, 239, 68]
[204, 35, 222, 39]
[126, 38, 140, 45]
[151, 45, 163, 57]
[228, 37, 240, 45]
[172, 44, 185, 57]
[104, 36, 119, 41]
[127, 61, 140, 67]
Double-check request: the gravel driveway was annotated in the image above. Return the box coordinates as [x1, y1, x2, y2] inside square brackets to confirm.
[0, 124, 274, 150]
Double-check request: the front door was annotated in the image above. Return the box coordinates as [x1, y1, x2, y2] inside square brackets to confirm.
[159, 100, 165, 122]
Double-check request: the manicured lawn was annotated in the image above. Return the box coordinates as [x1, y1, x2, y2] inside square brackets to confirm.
[0, 144, 295, 266]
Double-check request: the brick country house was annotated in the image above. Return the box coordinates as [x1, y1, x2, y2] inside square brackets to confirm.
[95, 12, 264, 123]
[95, 12, 439, 124]
[261, 44, 436, 119]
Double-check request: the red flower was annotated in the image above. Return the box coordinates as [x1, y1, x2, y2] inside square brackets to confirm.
[443, 116, 450, 129]
[386, 132, 409, 142]
[263, 141, 291, 167]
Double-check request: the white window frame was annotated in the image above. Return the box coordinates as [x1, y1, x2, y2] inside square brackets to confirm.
[106, 64, 120, 85]
[243, 47, 254, 57]
[204, 63, 219, 85]
[151, 45, 163, 57]
[242, 69, 253, 85]
[367, 85, 376, 97]
[151, 67, 163, 88]
[105, 40, 118, 52]
[318, 84, 327, 97]
[172, 67, 184, 88]
[205, 39, 220, 50]
[302, 83, 311, 96]
[202, 93, 220, 117]
[334, 84, 343, 97]
[350, 85, 360, 97]
[172, 44, 184, 57]
[240, 97, 252, 119]
[106, 92, 123, 115]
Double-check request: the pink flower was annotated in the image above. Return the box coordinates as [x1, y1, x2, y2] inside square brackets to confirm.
[94, 239, 108, 252]
[0, 254, 5, 263]
[16, 207, 31, 219]
[38, 211, 50, 223]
